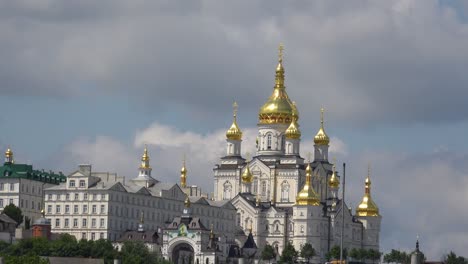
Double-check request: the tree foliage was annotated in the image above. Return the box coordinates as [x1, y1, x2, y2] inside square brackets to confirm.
[261, 244, 276, 263]
[300, 243, 316, 264]
[3, 203, 23, 227]
[326, 245, 347, 261]
[445, 251, 468, 264]
[383, 249, 426, 264]
[280, 242, 298, 263]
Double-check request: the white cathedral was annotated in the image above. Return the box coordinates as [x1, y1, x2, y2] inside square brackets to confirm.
[213, 46, 382, 261]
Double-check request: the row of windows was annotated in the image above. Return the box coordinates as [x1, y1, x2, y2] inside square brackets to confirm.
[0, 199, 14, 208]
[53, 218, 106, 229]
[47, 204, 106, 215]
[0, 183, 15, 192]
[68, 180, 86, 188]
[47, 193, 106, 201]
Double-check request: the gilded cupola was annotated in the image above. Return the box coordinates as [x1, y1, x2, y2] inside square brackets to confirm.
[296, 163, 320, 206]
[241, 160, 253, 183]
[4, 147, 13, 163]
[356, 166, 380, 217]
[140, 145, 151, 169]
[180, 155, 187, 188]
[226, 101, 243, 140]
[285, 102, 301, 139]
[258, 44, 295, 125]
[314, 108, 330, 146]
[328, 163, 340, 189]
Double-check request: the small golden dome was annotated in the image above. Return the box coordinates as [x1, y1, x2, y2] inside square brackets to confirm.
[328, 164, 340, 188]
[5, 148, 12, 157]
[226, 101, 243, 140]
[314, 108, 330, 145]
[285, 102, 301, 139]
[296, 163, 320, 206]
[241, 162, 253, 183]
[356, 169, 380, 217]
[258, 44, 295, 125]
[184, 196, 191, 208]
[140, 145, 151, 169]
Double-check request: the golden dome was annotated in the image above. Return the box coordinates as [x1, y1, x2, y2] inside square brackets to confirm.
[258, 44, 295, 125]
[328, 164, 340, 188]
[356, 168, 380, 217]
[296, 163, 320, 206]
[5, 148, 12, 157]
[226, 101, 243, 140]
[180, 156, 187, 188]
[314, 108, 330, 145]
[140, 145, 151, 169]
[285, 102, 301, 139]
[241, 161, 253, 183]
[184, 196, 191, 208]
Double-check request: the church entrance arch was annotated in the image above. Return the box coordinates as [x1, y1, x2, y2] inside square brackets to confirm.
[171, 242, 195, 264]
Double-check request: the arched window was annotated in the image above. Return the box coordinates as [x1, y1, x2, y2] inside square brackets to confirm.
[223, 182, 232, 200]
[267, 134, 272, 150]
[281, 181, 290, 202]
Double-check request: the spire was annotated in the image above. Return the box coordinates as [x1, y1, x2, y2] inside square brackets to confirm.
[226, 101, 243, 140]
[296, 158, 320, 206]
[356, 163, 380, 216]
[4, 147, 13, 164]
[180, 154, 187, 188]
[140, 145, 150, 169]
[258, 44, 295, 124]
[314, 107, 330, 145]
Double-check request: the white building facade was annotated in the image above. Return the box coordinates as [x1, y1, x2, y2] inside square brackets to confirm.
[213, 47, 382, 262]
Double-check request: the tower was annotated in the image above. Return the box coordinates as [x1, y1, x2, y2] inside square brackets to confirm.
[355, 165, 381, 250]
[4, 148, 13, 164]
[132, 145, 157, 187]
[313, 108, 330, 162]
[226, 101, 242, 157]
[257, 44, 295, 156]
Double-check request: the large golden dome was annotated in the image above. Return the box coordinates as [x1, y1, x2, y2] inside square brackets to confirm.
[259, 44, 295, 125]
[356, 173, 380, 217]
[296, 163, 320, 206]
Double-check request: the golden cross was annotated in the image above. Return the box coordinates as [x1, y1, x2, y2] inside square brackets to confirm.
[320, 107, 325, 126]
[278, 43, 284, 62]
[368, 162, 371, 177]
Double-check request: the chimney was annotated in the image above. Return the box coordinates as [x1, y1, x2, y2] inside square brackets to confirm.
[78, 164, 92, 176]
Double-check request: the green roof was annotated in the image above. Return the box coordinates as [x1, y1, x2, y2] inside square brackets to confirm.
[0, 162, 66, 184]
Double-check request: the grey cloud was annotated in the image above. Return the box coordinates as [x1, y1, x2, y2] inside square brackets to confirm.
[1, 1, 468, 125]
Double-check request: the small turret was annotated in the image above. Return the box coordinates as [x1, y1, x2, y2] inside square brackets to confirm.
[356, 165, 380, 216]
[226, 102, 243, 156]
[4, 147, 14, 164]
[313, 108, 330, 162]
[296, 162, 320, 206]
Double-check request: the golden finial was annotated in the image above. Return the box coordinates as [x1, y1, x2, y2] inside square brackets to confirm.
[278, 43, 284, 63]
[180, 153, 187, 188]
[320, 107, 324, 127]
[233, 101, 238, 118]
[314, 108, 330, 145]
[5, 147, 14, 164]
[140, 145, 151, 168]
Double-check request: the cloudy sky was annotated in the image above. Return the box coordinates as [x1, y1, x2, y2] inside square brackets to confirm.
[1, 0, 468, 259]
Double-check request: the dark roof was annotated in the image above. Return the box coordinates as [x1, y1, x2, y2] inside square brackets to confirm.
[165, 216, 207, 231]
[242, 232, 257, 249]
[116, 230, 158, 243]
[228, 245, 241, 258]
[0, 213, 17, 224]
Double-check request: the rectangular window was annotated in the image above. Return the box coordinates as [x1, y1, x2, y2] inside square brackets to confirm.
[100, 218, 105, 228]
[100, 232, 104, 239]
[91, 218, 96, 227]
[0, 199, 3, 207]
[73, 218, 78, 227]
[64, 218, 69, 227]
[84, 193, 88, 200]
[0, 183, 3, 191]
[102, 194, 106, 200]
[65, 205, 70, 214]
[79, 180, 86, 188]
[66, 194, 70, 200]
[55, 218, 60, 227]
[74, 193, 79, 200]
[91, 232, 95, 240]
[9, 183, 14, 191]
[82, 218, 87, 227]
[48, 194, 52, 200]
[92, 205, 97, 214]
[69, 180, 75, 187]
[74, 205, 79, 214]
[100, 205, 105, 214]
[83, 205, 88, 214]
[81, 232, 86, 239]
[9, 199, 13, 205]
[47, 205, 52, 214]
[32, 201, 35, 209]
[56, 205, 61, 214]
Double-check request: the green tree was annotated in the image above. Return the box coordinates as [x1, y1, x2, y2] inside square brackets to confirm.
[119, 241, 160, 264]
[261, 244, 276, 263]
[49, 234, 79, 257]
[445, 251, 468, 264]
[3, 204, 23, 227]
[326, 245, 347, 261]
[368, 249, 382, 264]
[300, 243, 316, 264]
[3, 255, 49, 264]
[279, 242, 298, 263]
